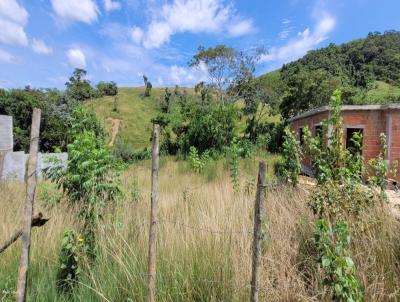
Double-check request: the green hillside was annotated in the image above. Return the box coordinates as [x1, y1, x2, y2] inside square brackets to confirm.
[259, 31, 400, 119]
[90, 87, 162, 150]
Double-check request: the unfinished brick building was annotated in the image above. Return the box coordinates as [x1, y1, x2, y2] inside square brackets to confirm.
[289, 104, 400, 183]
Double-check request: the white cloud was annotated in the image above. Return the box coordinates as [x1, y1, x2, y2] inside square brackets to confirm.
[32, 39, 53, 55]
[0, 49, 14, 63]
[67, 48, 86, 68]
[131, 26, 144, 44]
[51, 0, 99, 24]
[104, 0, 121, 12]
[261, 12, 335, 64]
[278, 18, 294, 40]
[228, 19, 254, 37]
[169, 62, 208, 85]
[0, 0, 28, 25]
[0, 18, 28, 46]
[136, 0, 254, 49]
[143, 21, 173, 48]
[0, 0, 28, 46]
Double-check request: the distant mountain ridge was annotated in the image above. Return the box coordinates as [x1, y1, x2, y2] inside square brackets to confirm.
[259, 30, 400, 119]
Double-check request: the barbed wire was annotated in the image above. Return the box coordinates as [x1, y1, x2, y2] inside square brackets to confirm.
[158, 219, 253, 236]
[103, 218, 254, 237]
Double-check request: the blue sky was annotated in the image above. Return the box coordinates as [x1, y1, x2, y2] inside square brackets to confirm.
[0, 0, 399, 89]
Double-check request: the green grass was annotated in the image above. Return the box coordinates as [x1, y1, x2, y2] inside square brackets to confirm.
[366, 81, 400, 103]
[90, 86, 282, 152]
[89, 87, 162, 150]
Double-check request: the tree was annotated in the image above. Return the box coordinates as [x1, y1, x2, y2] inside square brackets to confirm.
[96, 81, 118, 96]
[161, 88, 172, 113]
[226, 47, 272, 142]
[279, 127, 302, 186]
[190, 45, 236, 103]
[278, 31, 400, 119]
[0, 88, 77, 152]
[65, 68, 93, 102]
[143, 75, 152, 97]
[194, 81, 211, 104]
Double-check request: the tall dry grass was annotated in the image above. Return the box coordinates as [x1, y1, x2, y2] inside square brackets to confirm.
[1, 157, 400, 301]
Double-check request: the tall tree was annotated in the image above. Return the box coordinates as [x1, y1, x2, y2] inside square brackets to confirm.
[65, 68, 93, 102]
[190, 45, 236, 103]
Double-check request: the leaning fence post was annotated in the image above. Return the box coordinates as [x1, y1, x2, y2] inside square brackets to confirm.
[147, 124, 160, 302]
[250, 161, 267, 302]
[16, 108, 41, 302]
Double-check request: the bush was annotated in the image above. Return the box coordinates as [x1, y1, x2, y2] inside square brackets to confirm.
[314, 220, 364, 301]
[56, 229, 80, 295]
[183, 103, 238, 154]
[189, 146, 210, 173]
[112, 137, 136, 163]
[96, 81, 118, 97]
[254, 122, 285, 153]
[278, 127, 302, 186]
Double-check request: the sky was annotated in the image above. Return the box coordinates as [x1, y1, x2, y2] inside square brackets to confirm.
[0, 0, 399, 89]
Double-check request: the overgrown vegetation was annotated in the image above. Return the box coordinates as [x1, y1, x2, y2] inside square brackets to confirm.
[45, 107, 122, 293]
[277, 127, 302, 186]
[1, 30, 400, 302]
[0, 68, 115, 152]
[260, 31, 400, 119]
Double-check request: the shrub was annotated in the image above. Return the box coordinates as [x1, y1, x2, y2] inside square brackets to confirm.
[255, 121, 285, 153]
[368, 133, 397, 199]
[46, 109, 122, 261]
[37, 182, 63, 208]
[112, 137, 136, 163]
[309, 179, 378, 221]
[303, 89, 365, 184]
[228, 140, 240, 193]
[188, 146, 210, 173]
[183, 103, 238, 154]
[314, 220, 363, 301]
[56, 229, 81, 295]
[69, 107, 105, 141]
[96, 81, 118, 97]
[279, 127, 302, 186]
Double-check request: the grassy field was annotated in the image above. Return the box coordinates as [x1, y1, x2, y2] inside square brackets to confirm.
[89, 87, 163, 150]
[90, 87, 281, 151]
[366, 81, 400, 103]
[1, 154, 400, 301]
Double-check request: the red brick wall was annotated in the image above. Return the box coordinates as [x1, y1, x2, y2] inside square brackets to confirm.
[342, 110, 385, 161]
[290, 109, 400, 182]
[389, 110, 400, 180]
[290, 112, 329, 167]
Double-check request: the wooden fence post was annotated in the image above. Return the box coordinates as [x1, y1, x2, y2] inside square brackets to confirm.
[147, 124, 160, 302]
[250, 161, 267, 302]
[16, 108, 41, 302]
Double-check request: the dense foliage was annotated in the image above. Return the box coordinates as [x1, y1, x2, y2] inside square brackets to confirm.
[0, 68, 115, 152]
[96, 81, 118, 97]
[46, 108, 122, 261]
[154, 94, 239, 156]
[314, 220, 364, 301]
[277, 127, 302, 186]
[276, 31, 400, 118]
[65, 69, 95, 102]
[0, 87, 77, 152]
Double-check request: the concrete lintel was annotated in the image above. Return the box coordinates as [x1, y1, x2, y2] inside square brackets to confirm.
[288, 104, 400, 122]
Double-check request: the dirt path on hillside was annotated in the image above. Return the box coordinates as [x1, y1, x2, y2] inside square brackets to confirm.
[107, 117, 122, 147]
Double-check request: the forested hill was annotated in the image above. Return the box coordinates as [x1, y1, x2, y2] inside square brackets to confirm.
[260, 30, 400, 119]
